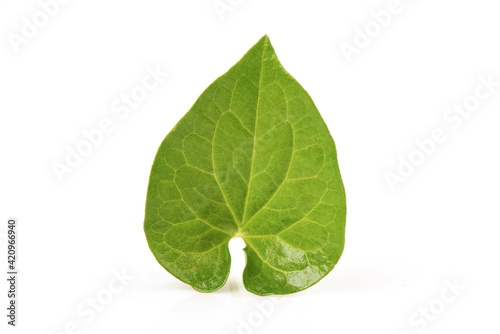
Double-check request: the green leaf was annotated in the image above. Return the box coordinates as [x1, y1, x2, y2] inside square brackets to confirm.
[144, 35, 346, 295]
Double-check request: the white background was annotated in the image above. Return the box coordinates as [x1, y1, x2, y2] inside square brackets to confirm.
[1, 0, 500, 333]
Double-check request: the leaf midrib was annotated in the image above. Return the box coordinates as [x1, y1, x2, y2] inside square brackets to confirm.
[213, 38, 296, 237]
[240, 41, 267, 230]
[210, 44, 267, 230]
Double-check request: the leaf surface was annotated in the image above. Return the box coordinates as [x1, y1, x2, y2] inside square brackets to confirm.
[144, 35, 346, 295]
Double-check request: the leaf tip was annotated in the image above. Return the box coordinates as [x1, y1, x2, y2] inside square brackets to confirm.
[258, 34, 271, 45]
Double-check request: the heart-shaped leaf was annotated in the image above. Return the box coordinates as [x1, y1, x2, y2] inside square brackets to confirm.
[144, 35, 346, 295]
